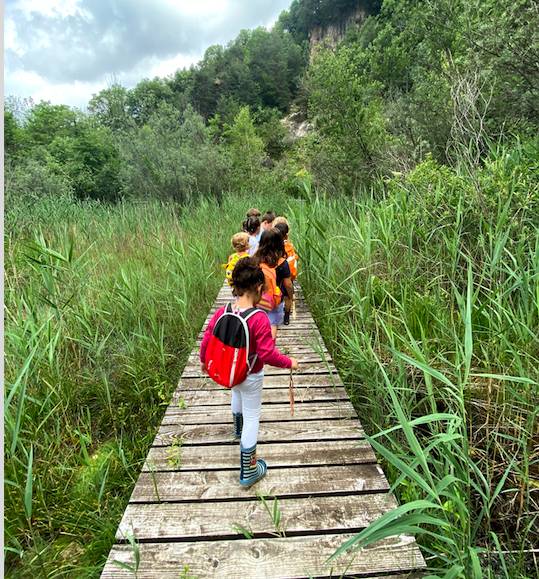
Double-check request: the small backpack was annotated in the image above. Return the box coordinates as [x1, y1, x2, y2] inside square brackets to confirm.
[284, 240, 299, 281]
[257, 262, 281, 311]
[205, 304, 260, 388]
[224, 252, 249, 286]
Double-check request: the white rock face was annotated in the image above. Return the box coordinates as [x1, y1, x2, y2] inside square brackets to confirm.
[281, 109, 313, 141]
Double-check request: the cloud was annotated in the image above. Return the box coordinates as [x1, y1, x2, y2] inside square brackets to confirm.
[5, 0, 292, 108]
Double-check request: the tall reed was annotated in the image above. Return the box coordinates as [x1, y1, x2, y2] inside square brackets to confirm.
[291, 142, 538, 577]
[4, 194, 279, 575]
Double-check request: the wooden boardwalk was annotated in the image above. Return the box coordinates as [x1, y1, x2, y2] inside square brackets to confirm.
[102, 283, 426, 578]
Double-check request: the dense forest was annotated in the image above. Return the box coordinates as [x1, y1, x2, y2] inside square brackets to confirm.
[5, 0, 538, 576]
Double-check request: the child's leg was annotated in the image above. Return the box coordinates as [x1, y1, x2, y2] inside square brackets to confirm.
[237, 370, 266, 485]
[284, 295, 292, 314]
[231, 387, 242, 414]
[231, 387, 243, 439]
[268, 303, 284, 340]
[238, 371, 264, 448]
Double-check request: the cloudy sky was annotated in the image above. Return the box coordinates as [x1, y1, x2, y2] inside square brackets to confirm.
[5, 0, 292, 109]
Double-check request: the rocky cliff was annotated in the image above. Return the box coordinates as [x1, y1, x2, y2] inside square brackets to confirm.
[309, 4, 368, 58]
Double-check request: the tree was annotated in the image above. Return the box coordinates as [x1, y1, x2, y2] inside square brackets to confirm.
[120, 103, 228, 202]
[306, 44, 388, 191]
[4, 110, 23, 158]
[88, 84, 132, 132]
[127, 78, 175, 125]
[25, 102, 78, 147]
[47, 120, 122, 201]
[224, 106, 265, 188]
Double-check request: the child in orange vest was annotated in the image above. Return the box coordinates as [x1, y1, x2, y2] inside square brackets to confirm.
[224, 232, 250, 286]
[254, 229, 289, 339]
[274, 218, 298, 325]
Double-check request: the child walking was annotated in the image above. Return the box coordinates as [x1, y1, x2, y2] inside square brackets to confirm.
[243, 216, 261, 256]
[224, 232, 250, 287]
[255, 229, 291, 339]
[274, 219, 299, 325]
[200, 258, 298, 486]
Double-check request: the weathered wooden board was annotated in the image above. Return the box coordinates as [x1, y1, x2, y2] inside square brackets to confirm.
[129, 463, 390, 503]
[163, 401, 358, 424]
[143, 439, 376, 471]
[117, 493, 398, 540]
[181, 361, 338, 378]
[170, 385, 348, 407]
[195, 335, 329, 347]
[102, 533, 424, 578]
[176, 374, 342, 392]
[187, 352, 331, 366]
[153, 418, 364, 446]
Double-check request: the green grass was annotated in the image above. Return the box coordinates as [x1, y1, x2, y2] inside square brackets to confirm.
[290, 143, 538, 577]
[4, 193, 283, 576]
[4, 140, 538, 577]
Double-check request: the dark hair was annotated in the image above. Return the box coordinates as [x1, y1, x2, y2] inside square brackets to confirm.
[243, 216, 260, 234]
[246, 207, 261, 218]
[255, 228, 285, 267]
[231, 257, 265, 296]
[274, 222, 289, 238]
[261, 210, 276, 224]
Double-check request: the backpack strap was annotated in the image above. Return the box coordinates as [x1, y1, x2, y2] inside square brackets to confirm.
[237, 307, 261, 371]
[240, 307, 260, 320]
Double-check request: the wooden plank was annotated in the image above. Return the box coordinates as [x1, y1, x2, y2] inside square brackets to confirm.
[163, 401, 358, 424]
[195, 336, 329, 347]
[153, 419, 364, 446]
[200, 325, 321, 334]
[203, 316, 317, 326]
[181, 360, 338, 380]
[170, 386, 348, 407]
[129, 463, 390, 503]
[102, 533, 425, 578]
[181, 367, 339, 378]
[117, 493, 398, 541]
[205, 314, 316, 325]
[187, 353, 331, 366]
[144, 440, 376, 471]
[177, 372, 341, 388]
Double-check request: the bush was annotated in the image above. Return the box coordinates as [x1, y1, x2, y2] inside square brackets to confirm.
[120, 104, 229, 202]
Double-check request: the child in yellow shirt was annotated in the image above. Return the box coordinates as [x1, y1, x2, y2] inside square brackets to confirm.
[224, 232, 250, 286]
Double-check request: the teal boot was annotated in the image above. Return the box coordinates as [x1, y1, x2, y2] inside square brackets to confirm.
[239, 444, 267, 486]
[233, 413, 243, 440]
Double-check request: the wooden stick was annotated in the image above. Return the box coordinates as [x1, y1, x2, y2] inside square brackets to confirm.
[289, 369, 295, 416]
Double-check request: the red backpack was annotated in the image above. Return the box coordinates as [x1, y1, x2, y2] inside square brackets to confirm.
[205, 304, 260, 388]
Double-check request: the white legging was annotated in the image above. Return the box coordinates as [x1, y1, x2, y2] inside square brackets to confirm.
[231, 370, 264, 448]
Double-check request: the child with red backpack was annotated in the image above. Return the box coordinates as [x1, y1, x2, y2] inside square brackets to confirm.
[200, 258, 298, 486]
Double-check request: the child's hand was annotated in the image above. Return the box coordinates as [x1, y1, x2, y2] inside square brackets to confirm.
[290, 357, 299, 371]
[200, 362, 208, 375]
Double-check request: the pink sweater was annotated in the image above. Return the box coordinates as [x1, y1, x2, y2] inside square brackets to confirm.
[200, 306, 292, 373]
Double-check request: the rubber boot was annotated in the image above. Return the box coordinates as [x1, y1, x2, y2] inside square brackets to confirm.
[239, 444, 267, 486]
[283, 310, 291, 325]
[233, 412, 243, 440]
